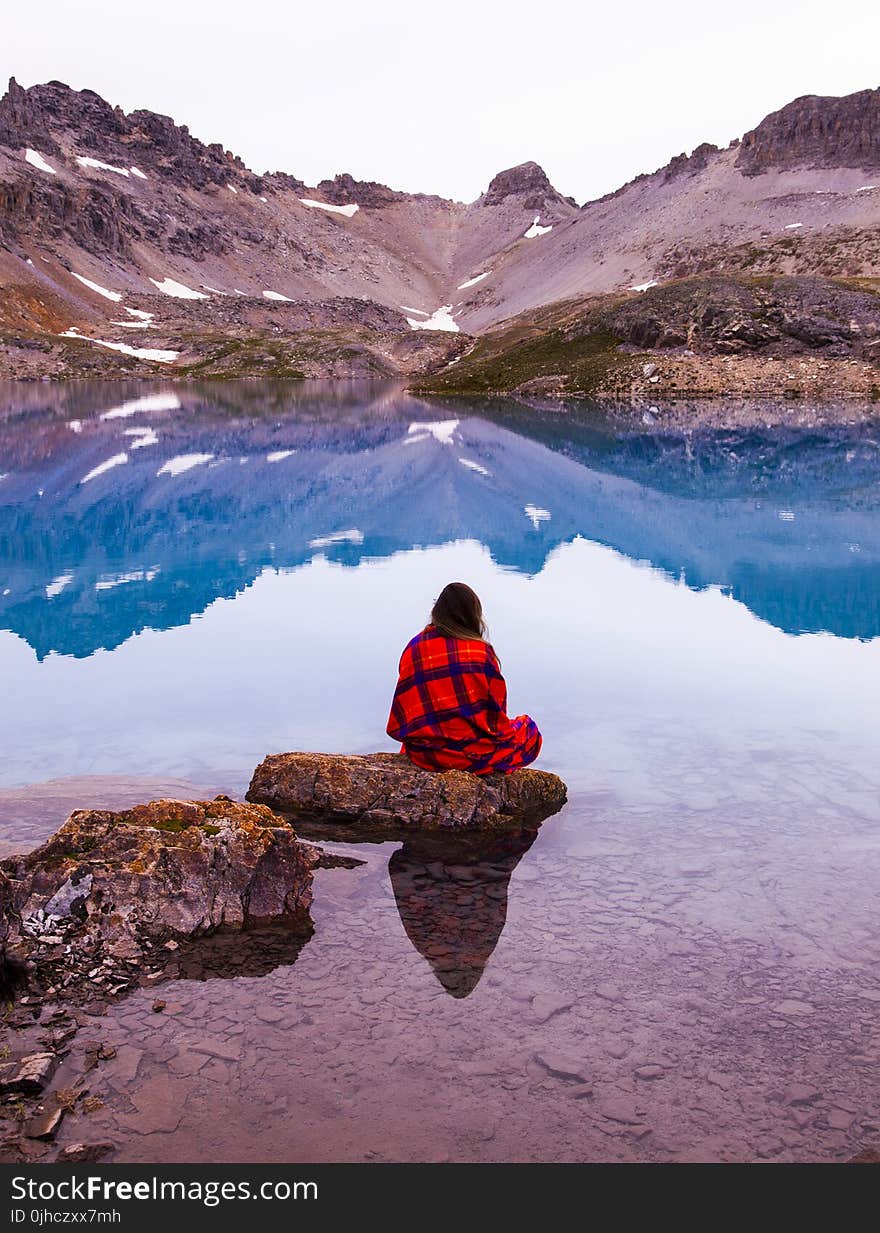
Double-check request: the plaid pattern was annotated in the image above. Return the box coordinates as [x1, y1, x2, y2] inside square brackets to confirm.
[387, 625, 542, 775]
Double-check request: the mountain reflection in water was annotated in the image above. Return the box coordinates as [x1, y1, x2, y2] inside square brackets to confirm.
[1, 380, 879, 661]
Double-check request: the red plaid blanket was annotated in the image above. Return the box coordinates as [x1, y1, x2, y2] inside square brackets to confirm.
[387, 625, 542, 775]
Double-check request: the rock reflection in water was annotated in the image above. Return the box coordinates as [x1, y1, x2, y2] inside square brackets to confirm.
[388, 828, 539, 999]
[110, 845, 366, 985]
[162, 923, 315, 983]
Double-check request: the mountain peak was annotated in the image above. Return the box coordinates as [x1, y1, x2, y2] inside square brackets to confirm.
[486, 161, 551, 196]
[483, 160, 575, 208]
[737, 87, 880, 175]
[0, 77, 64, 151]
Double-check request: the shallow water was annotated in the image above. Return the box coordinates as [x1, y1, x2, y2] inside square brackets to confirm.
[1, 380, 879, 1161]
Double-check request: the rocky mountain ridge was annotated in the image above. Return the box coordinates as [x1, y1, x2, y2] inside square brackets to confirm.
[737, 89, 880, 175]
[0, 77, 879, 383]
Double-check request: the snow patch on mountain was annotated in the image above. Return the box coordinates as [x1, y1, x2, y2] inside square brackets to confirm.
[457, 272, 490, 290]
[630, 279, 659, 292]
[263, 290, 294, 302]
[459, 457, 491, 476]
[60, 329, 179, 363]
[72, 273, 122, 302]
[406, 305, 459, 332]
[267, 450, 296, 462]
[76, 156, 132, 177]
[46, 573, 74, 599]
[149, 277, 208, 300]
[25, 148, 56, 174]
[524, 216, 552, 238]
[300, 198, 359, 218]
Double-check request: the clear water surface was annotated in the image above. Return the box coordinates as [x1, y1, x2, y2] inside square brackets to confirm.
[0, 380, 878, 1162]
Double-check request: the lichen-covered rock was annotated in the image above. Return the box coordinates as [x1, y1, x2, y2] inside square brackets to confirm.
[2, 797, 318, 955]
[247, 752, 567, 830]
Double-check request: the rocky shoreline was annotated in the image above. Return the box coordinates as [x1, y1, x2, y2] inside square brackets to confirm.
[2, 272, 879, 421]
[0, 757, 566, 1161]
[412, 275, 880, 413]
[0, 795, 318, 1160]
[508, 353, 880, 410]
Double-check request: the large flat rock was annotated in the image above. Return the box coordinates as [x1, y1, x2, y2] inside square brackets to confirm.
[246, 752, 567, 831]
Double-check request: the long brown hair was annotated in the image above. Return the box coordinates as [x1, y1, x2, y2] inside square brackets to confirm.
[430, 582, 487, 641]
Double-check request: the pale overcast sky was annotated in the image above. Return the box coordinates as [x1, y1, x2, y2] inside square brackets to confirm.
[3, 0, 878, 203]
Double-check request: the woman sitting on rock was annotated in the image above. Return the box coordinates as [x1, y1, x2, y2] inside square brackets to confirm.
[387, 582, 542, 775]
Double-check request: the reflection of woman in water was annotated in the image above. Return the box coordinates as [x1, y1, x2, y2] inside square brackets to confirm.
[387, 582, 542, 775]
[389, 828, 539, 998]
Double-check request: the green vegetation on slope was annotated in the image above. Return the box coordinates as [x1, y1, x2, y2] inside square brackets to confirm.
[413, 273, 880, 397]
[412, 296, 634, 396]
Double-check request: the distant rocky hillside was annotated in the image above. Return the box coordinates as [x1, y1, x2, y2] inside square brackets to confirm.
[414, 274, 880, 404]
[0, 76, 879, 387]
